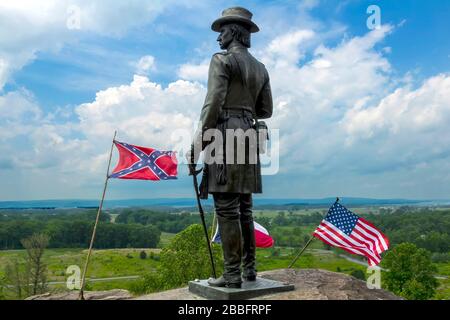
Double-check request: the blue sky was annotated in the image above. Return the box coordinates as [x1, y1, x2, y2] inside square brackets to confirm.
[0, 0, 449, 200]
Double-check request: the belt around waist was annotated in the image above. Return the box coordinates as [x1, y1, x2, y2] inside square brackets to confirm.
[221, 108, 253, 117]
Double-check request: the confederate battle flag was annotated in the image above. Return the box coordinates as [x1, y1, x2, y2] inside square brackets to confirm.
[109, 140, 178, 181]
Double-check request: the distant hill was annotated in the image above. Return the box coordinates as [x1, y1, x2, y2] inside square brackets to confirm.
[0, 197, 448, 210]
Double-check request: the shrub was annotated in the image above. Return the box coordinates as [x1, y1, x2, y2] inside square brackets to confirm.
[271, 248, 280, 257]
[350, 269, 366, 281]
[382, 243, 438, 300]
[159, 224, 223, 288]
[431, 252, 450, 263]
[132, 224, 223, 295]
[129, 273, 165, 295]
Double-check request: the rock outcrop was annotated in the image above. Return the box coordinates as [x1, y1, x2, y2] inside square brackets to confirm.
[26, 289, 133, 300]
[137, 269, 401, 300]
[27, 269, 401, 300]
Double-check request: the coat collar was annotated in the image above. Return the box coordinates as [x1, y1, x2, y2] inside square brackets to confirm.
[227, 43, 248, 53]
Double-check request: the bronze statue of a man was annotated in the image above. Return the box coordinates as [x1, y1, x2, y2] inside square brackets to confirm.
[190, 7, 273, 288]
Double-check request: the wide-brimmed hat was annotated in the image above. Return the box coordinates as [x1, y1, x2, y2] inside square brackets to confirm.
[211, 7, 260, 33]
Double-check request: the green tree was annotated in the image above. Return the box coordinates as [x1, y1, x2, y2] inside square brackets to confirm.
[382, 243, 438, 300]
[21, 233, 50, 296]
[139, 250, 147, 259]
[159, 224, 223, 288]
[3, 258, 30, 299]
[271, 248, 280, 257]
[273, 212, 288, 226]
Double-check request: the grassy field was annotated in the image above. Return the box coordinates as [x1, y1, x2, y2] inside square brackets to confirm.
[1, 246, 448, 299]
[158, 232, 176, 248]
[253, 209, 325, 218]
[256, 247, 367, 274]
[0, 248, 161, 280]
[0, 246, 366, 296]
[0, 231, 448, 299]
[0, 248, 162, 298]
[435, 263, 450, 299]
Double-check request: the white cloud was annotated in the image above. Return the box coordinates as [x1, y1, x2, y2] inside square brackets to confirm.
[59, 26, 450, 183]
[0, 90, 87, 174]
[342, 74, 450, 170]
[0, 1, 205, 196]
[135, 55, 156, 75]
[0, 89, 41, 122]
[253, 24, 450, 197]
[298, 0, 320, 10]
[76, 75, 204, 150]
[0, 89, 45, 147]
[1, 1, 449, 199]
[344, 75, 450, 139]
[0, 58, 9, 89]
[0, 75, 201, 196]
[0, 0, 195, 90]
[264, 30, 315, 66]
[254, 26, 393, 174]
[178, 60, 210, 82]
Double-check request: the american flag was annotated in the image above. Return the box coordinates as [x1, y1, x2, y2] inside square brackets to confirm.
[313, 202, 389, 266]
[109, 141, 177, 181]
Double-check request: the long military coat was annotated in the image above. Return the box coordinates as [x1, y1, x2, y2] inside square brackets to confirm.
[198, 43, 273, 194]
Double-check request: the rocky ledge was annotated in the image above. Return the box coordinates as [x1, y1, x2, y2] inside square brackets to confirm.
[27, 269, 401, 300]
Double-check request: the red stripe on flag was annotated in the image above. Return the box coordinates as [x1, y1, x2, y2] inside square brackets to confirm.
[321, 222, 381, 263]
[350, 228, 379, 255]
[354, 223, 384, 254]
[313, 230, 365, 257]
[313, 230, 378, 266]
[314, 228, 378, 266]
[319, 222, 381, 264]
[353, 224, 383, 253]
[358, 218, 390, 251]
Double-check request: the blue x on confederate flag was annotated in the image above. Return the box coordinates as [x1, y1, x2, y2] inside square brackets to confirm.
[109, 141, 178, 181]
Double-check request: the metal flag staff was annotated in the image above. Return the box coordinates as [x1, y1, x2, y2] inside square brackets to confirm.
[190, 145, 217, 279]
[210, 212, 217, 244]
[288, 197, 340, 269]
[79, 131, 117, 300]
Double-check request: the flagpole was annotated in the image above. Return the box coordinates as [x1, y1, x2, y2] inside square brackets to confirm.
[288, 236, 315, 269]
[79, 131, 117, 300]
[189, 145, 217, 279]
[192, 171, 217, 279]
[288, 197, 340, 269]
[210, 212, 217, 244]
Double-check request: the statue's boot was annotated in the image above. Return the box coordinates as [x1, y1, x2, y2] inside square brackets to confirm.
[207, 276, 241, 288]
[240, 194, 257, 281]
[208, 215, 242, 288]
[241, 219, 256, 281]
